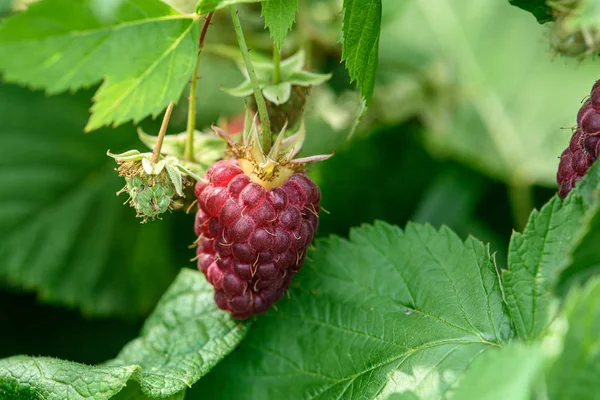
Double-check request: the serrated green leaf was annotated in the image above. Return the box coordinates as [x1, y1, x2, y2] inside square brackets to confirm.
[0, 358, 137, 400]
[502, 161, 600, 341]
[502, 195, 586, 341]
[548, 277, 600, 399]
[341, 0, 381, 104]
[262, 0, 298, 50]
[0, 0, 199, 131]
[0, 269, 249, 399]
[195, 0, 263, 14]
[502, 195, 585, 340]
[195, 222, 511, 399]
[0, 83, 180, 317]
[106, 269, 250, 397]
[557, 209, 600, 290]
[509, 0, 553, 23]
[451, 343, 543, 400]
[377, 0, 600, 187]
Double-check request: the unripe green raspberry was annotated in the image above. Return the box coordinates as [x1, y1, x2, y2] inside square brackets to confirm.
[130, 175, 175, 219]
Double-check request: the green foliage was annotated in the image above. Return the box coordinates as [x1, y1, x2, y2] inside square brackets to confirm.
[0, 269, 249, 399]
[509, 0, 553, 23]
[262, 0, 298, 50]
[502, 195, 586, 340]
[451, 343, 544, 400]
[195, 222, 511, 399]
[377, 0, 600, 187]
[502, 161, 600, 341]
[196, 0, 263, 14]
[341, 0, 382, 104]
[0, 83, 181, 317]
[5, 1, 600, 399]
[548, 278, 600, 399]
[0, 358, 137, 400]
[0, 0, 199, 131]
[558, 209, 600, 290]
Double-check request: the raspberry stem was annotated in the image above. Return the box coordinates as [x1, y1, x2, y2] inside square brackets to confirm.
[273, 44, 281, 84]
[185, 12, 214, 162]
[230, 5, 272, 151]
[151, 101, 175, 163]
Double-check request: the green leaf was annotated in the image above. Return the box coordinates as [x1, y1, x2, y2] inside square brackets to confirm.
[509, 0, 553, 23]
[502, 194, 586, 341]
[195, 0, 263, 14]
[112, 383, 186, 400]
[0, 0, 199, 131]
[557, 209, 600, 290]
[106, 269, 250, 397]
[0, 269, 249, 399]
[0, 358, 137, 400]
[341, 0, 381, 104]
[195, 222, 511, 399]
[0, 83, 180, 317]
[262, 0, 298, 50]
[502, 160, 600, 341]
[548, 277, 600, 399]
[452, 343, 544, 400]
[377, 0, 600, 187]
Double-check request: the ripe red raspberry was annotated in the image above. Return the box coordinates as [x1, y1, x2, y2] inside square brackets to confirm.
[195, 160, 320, 319]
[557, 80, 600, 198]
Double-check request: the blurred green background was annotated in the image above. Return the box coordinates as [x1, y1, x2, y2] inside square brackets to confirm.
[0, 0, 597, 376]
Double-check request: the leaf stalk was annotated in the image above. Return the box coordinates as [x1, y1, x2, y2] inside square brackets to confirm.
[229, 5, 272, 151]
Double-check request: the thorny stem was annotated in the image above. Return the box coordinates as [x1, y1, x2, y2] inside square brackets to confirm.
[185, 12, 214, 162]
[151, 101, 175, 163]
[273, 43, 281, 84]
[229, 5, 272, 151]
